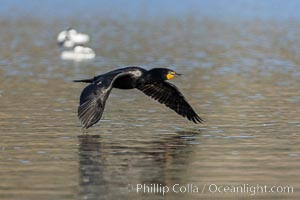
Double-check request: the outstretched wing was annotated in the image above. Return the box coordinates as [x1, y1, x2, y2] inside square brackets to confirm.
[77, 73, 125, 129]
[137, 81, 203, 123]
[78, 82, 109, 129]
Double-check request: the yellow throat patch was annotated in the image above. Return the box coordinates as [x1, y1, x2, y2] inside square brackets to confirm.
[166, 72, 176, 80]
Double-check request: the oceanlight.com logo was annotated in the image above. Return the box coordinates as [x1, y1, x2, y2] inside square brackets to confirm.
[125, 183, 294, 196]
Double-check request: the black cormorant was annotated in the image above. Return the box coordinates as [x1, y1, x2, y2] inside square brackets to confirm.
[74, 67, 203, 128]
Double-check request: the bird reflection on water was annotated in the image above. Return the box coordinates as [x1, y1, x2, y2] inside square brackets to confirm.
[77, 130, 201, 199]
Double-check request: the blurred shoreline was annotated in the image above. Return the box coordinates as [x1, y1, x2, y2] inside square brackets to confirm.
[2, 0, 300, 21]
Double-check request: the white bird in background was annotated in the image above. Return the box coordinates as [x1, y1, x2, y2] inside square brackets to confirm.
[57, 28, 90, 48]
[60, 45, 96, 61]
[57, 28, 96, 61]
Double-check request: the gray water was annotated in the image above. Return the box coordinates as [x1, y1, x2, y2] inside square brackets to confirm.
[0, 16, 300, 199]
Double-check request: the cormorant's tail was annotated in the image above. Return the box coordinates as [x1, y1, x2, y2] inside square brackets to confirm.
[73, 78, 93, 83]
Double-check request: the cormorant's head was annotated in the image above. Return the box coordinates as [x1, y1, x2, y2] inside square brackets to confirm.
[148, 68, 181, 81]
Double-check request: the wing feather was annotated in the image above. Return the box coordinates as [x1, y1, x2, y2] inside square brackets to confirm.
[77, 72, 131, 128]
[138, 82, 203, 123]
[78, 83, 109, 128]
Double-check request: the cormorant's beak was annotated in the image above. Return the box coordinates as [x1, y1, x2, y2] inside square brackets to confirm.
[175, 72, 182, 76]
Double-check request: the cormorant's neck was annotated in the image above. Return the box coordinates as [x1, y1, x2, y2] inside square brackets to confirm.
[144, 69, 165, 82]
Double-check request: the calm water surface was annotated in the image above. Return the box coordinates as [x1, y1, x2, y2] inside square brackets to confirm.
[0, 17, 300, 200]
